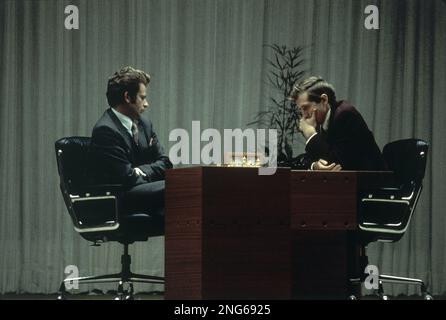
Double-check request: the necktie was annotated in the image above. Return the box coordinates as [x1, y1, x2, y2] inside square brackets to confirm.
[131, 120, 139, 145]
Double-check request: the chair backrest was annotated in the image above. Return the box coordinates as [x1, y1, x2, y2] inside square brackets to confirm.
[359, 139, 429, 243]
[55, 137, 92, 196]
[55, 137, 161, 243]
[382, 139, 429, 189]
[55, 137, 118, 234]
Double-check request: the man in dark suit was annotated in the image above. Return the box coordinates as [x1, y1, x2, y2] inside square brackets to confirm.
[291, 76, 387, 171]
[91, 66, 172, 216]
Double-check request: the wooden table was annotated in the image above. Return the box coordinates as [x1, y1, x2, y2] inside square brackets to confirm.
[165, 166, 394, 299]
[165, 166, 291, 299]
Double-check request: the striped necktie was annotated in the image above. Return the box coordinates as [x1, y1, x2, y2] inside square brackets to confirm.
[131, 120, 139, 146]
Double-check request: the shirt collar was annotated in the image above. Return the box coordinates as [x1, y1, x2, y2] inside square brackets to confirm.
[111, 107, 133, 136]
[322, 107, 331, 132]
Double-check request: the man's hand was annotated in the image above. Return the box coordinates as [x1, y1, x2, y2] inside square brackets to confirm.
[312, 159, 342, 171]
[298, 110, 317, 140]
[133, 167, 147, 177]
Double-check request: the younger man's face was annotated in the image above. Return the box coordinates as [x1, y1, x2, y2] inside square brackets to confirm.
[296, 92, 318, 120]
[295, 91, 328, 126]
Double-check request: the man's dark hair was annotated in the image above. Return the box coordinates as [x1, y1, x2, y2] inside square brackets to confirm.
[291, 76, 337, 108]
[106, 66, 150, 108]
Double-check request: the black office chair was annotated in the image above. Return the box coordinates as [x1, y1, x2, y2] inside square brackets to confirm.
[55, 137, 164, 300]
[350, 139, 432, 300]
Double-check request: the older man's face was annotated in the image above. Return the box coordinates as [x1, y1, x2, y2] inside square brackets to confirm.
[128, 83, 149, 119]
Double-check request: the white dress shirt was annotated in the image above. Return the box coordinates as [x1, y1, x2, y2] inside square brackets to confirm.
[111, 107, 133, 137]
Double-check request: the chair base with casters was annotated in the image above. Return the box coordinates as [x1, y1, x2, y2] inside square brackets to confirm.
[348, 247, 433, 300]
[57, 241, 164, 300]
[56, 212, 165, 300]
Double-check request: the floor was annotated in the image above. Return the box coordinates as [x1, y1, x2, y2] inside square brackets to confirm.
[0, 291, 164, 300]
[0, 292, 443, 300]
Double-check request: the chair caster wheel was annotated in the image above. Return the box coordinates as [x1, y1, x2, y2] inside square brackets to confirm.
[423, 294, 433, 300]
[114, 293, 133, 300]
[348, 295, 358, 300]
[57, 293, 67, 300]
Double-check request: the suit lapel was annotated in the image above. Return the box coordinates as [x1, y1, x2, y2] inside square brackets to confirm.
[327, 102, 339, 134]
[106, 108, 135, 150]
[325, 102, 339, 143]
[138, 118, 151, 147]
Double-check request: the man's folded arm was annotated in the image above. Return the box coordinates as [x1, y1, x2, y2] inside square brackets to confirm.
[138, 131, 173, 182]
[91, 126, 146, 187]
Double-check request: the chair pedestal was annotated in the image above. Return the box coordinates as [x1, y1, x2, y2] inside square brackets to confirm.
[349, 246, 433, 300]
[57, 243, 164, 300]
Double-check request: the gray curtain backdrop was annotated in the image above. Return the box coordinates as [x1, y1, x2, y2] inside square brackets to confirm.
[0, 0, 445, 295]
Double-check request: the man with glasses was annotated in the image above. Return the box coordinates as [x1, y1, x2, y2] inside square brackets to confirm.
[291, 76, 387, 171]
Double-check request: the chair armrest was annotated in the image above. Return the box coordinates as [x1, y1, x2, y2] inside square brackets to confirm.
[359, 185, 416, 234]
[71, 194, 120, 232]
[78, 184, 125, 196]
[359, 197, 411, 234]
[361, 187, 403, 200]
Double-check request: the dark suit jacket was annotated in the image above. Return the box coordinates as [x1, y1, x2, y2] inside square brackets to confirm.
[91, 108, 172, 188]
[305, 100, 387, 171]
